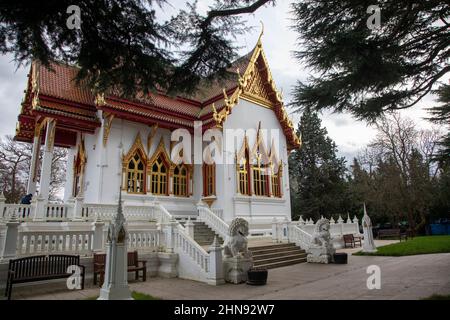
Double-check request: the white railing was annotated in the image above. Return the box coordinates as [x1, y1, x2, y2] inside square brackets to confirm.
[174, 225, 210, 274]
[82, 204, 118, 220]
[288, 224, 313, 249]
[211, 208, 224, 219]
[127, 225, 164, 251]
[2, 204, 33, 222]
[17, 230, 93, 256]
[197, 206, 228, 239]
[44, 204, 73, 221]
[155, 204, 174, 224]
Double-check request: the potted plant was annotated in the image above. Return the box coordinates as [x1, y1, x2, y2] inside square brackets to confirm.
[247, 267, 268, 285]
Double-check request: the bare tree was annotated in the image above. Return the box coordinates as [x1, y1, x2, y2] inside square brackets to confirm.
[0, 136, 30, 203]
[0, 135, 68, 203]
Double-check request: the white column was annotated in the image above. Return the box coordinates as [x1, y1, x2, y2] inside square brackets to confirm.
[271, 217, 278, 243]
[185, 217, 195, 238]
[1, 213, 20, 260]
[207, 236, 224, 285]
[38, 119, 56, 201]
[92, 219, 105, 252]
[26, 135, 41, 196]
[0, 192, 5, 221]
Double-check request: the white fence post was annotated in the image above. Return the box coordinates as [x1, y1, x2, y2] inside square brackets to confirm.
[93, 219, 105, 252]
[0, 192, 5, 221]
[207, 236, 224, 285]
[185, 217, 195, 238]
[281, 217, 289, 242]
[72, 196, 84, 221]
[271, 218, 278, 243]
[33, 195, 47, 221]
[164, 218, 177, 253]
[1, 213, 20, 259]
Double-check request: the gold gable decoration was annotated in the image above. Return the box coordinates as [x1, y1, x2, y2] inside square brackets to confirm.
[122, 133, 148, 168]
[241, 61, 274, 108]
[210, 30, 301, 149]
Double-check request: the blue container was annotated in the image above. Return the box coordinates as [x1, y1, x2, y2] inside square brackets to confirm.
[430, 224, 450, 235]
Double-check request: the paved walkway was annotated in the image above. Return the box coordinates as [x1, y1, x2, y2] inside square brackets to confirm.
[11, 250, 450, 300]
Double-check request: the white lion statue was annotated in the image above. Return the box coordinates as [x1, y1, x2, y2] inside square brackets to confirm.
[307, 218, 335, 263]
[311, 218, 332, 248]
[223, 217, 252, 258]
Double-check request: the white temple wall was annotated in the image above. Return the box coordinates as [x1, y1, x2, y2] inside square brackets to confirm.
[217, 99, 292, 224]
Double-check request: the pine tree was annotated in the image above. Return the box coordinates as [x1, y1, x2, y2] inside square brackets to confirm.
[289, 107, 347, 220]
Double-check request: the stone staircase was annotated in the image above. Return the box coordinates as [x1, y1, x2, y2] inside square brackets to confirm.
[249, 243, 307, 269]
[193, 221, 224, 246]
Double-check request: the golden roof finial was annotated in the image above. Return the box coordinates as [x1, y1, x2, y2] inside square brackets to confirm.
[257, 20, 264, 45]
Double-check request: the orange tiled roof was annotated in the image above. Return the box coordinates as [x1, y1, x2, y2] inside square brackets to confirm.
[15, 43, 301, 149]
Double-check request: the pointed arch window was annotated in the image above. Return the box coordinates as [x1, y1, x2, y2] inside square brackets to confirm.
[126, 152, 145, 194]
[173, 164, 188, 197]
[271, 163, 282, 198]
[150, 155, 169, 195]
[237, 149, 251, 195]
[203, 163, 216, 196]
[252, 152, 269, 196]
[122, 133, 147, 194]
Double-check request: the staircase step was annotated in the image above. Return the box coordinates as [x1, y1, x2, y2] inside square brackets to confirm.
[249, 243, 296, 251]
[252, 249, 306, 260]
[255, 257, 307, 270]
[253, 253, 307, 266]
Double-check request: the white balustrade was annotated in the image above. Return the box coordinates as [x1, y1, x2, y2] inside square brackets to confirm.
[173, 225, 210, 274]
[211, 208, 224, 219]
[17, 230, 93, 256]
[44, 204, 72, 221]
[197, 206, 228, 239]
[288, 224, 313, 250]
[127, 226, 163, 251]
[2, 204, 33, 222]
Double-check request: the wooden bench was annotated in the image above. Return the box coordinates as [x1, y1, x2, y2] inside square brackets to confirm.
[343, 234, 362, 248]
[5, 254, 85, 300]
[93, 251, 147, 286]
[377, 229, 407, 241]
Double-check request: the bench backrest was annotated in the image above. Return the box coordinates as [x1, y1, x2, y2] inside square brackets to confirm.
[93, 251, 139, 269]
[8, 255, 80, 280]
[379, 229, 400, 235]
[343, 234, 354, 241]
[127, 251, 138, 267]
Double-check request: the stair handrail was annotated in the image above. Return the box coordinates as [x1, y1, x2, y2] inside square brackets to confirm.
[288, 223, 312, 250]
[173, 224, 210, 274]
[197, 204, 228, 240]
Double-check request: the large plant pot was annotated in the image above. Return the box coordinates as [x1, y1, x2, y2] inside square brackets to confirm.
[247, 268, 268, 285]
[333, 253, 348, 264]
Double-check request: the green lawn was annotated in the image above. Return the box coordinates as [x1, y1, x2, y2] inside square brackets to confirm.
[85, 291, 160, 300]
[422, 294, 450, 300]
[354, 235, 450, 256]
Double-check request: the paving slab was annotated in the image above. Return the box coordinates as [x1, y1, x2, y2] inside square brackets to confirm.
[10, 252, 450, 300]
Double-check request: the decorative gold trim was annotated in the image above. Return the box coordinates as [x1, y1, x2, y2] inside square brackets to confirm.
[250, 122, 270, 164]
[123, 132, 147, 166]
[209, 32, 301, 149]
[47, 119, 56, 151]
[147, 137, 171, 170]
[102, 112, 114, 147]
[147, 124, 158, 154]
[95, 93, 106, 106]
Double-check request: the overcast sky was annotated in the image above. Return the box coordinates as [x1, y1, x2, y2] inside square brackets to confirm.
[0, 1, 440, 163]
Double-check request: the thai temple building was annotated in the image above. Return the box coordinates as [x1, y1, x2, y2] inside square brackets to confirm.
[2, 37, 359, 287]
[14, 36, 300, 230]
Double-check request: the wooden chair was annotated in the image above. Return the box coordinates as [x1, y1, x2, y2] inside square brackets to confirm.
[93, 251, 147, 286]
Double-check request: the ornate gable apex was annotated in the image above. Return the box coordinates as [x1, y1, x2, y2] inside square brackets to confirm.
[210, 34, 301, 150]
[148, 136, 172, 167]
[122, 132, 147, 165]
[238, 36, 283, 109]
